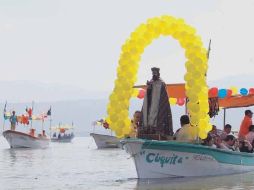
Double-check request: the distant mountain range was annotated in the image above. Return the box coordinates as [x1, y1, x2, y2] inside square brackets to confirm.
[0, 75, 253, 103]
[0, 80, 109, 102]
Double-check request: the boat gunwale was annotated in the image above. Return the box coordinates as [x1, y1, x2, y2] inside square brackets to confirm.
[121, 138, 254, 158]
[3, 130, 50, 141]
[90, 133, 117, 138]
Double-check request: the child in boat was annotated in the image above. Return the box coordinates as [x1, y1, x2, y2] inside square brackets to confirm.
[238, 137, 253, 153]
[220, 124, 232, 140]
[209, 125, 220, 138]
[201, 133, 216, 148]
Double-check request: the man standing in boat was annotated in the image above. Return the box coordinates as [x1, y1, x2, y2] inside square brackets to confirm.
[239, 110, 253, 138]
[9, 111, 18, 131]
[138, 67, 173, 139]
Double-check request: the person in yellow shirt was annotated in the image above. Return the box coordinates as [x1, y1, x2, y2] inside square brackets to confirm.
[176, 115, 198, 142]
[129, 111, 141, 138]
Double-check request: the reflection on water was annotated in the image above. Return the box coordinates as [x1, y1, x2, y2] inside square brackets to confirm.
[135, 173, 254, 190]
[1, 136, 254, 190]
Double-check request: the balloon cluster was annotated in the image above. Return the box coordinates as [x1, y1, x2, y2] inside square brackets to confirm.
[106, 15, 211, 139]
[169, 98, 185, 106]
[209, 87, 254, 98]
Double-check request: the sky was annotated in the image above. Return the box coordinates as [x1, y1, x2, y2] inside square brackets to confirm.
[1, 0, 254, 95]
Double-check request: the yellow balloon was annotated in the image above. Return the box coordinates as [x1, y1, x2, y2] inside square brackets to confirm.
[230, 86, 238, 95]
[169, 98, 177, 105]
[199, 130, 207, 139]
[131, 89, 139, 97]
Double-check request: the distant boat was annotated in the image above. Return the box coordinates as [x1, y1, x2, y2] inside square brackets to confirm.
[2, 102, 51, 149]
[50, 123, 75, 143]
[3, 130, 50, 149]
[90, 119, 121, 149]
[90, 133, 121, 149]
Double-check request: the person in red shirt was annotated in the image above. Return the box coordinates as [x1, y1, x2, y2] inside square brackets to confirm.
[239, 110, 253, 138]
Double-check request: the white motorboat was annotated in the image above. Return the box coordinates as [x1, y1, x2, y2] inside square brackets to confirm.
[90, 133, 121, 149]
[3, 130, 50, 149]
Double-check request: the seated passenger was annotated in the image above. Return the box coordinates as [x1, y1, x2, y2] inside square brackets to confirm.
[220, 124, 232, 140]
[29, 128, 35, 137]
[246, 125, 254, 146]
[129, 111, 141, 138]
[220, 135, 239, 151]
[214, 135, 223, 148]
[42, 130, 46, 137]
[238, 137, 253, 153]
[176, 115, 197, 142]
[201, 134, 216, 148]
[173, 115, 188, 139]
[209, 125, 219, 138]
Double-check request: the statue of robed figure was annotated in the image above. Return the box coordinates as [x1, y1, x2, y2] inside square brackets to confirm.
[138, 67, 173, 140]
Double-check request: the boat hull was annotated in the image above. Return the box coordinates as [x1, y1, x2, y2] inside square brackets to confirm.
[3, 130, 50, 149]
[122, 139, 254, 179]
[51, 136, 74, 143]
[90, 133, 121, 149]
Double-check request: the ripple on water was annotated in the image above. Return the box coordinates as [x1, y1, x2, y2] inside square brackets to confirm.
[1, 136, 254, 190]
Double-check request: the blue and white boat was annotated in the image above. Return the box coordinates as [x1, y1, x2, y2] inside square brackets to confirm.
[122, 138, 254, 179]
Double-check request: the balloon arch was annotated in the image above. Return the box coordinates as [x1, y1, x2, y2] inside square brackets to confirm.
[106, 15, 211, 139]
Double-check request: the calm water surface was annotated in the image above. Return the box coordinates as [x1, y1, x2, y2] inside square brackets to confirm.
[1, 136, 254, 190]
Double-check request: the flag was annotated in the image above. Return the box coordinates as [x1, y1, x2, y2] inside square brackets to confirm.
[47, 106, 51, 116]
[26, 107, 33, 118]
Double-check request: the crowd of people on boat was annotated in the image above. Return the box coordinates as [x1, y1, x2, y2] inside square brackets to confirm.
[128, 108, 254, 153]
[127, 67, 254, 153]
[199, 109, 254, 153]
[52, 132, 74, 139]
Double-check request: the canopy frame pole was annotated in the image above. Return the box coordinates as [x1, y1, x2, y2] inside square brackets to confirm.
[3, 117, 5, 132]
[30, 101, 34, 130]
[42, 120, 44, 132]
[185, 98, 188, 114]
[223, 108, 227, 127]
[49, 115, 52, 138]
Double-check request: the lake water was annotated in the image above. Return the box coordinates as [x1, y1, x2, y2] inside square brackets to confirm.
[1, 136, 254, 190]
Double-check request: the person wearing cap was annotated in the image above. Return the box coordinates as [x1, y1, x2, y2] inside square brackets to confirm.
[238, 110, 253, 138]
[139, 67, 173, 139]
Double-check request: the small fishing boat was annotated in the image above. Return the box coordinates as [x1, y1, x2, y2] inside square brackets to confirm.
[90, 119, 121, 149]
[50, 123, 75, 143]
[2, 103, 51, 149]
[122, 84, 254, 178]
[90, 132, 121, 149]
[3, 130, 49, 149]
